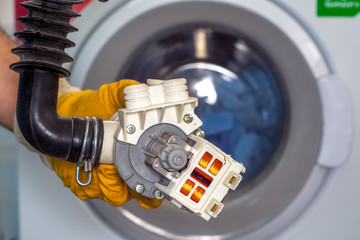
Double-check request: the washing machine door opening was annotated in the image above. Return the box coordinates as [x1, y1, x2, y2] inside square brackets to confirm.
[120, 26, 287, 188]
[71, 1, 330, 239]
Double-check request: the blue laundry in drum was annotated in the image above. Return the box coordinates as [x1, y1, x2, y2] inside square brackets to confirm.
[221, 77, 247, 95]
[201, 110, 235, 136]
[216, 87, 245, 111]
[172, 62, 285, 185]
[243, 69, 266, 91]
[259, 108, 281, 129]
[253, 69, 273, 88]
[263, 69, 280, 89]
[216, 88, 259, 130]
[221, 125, 245, 153]
[232, 112, 249, 129]
[233, 133, 265, 180]
[256, 89, 274, 109]
[258, 137, 275, 159]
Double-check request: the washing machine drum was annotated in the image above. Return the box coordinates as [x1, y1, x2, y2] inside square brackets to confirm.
[69, 1, 351, 239]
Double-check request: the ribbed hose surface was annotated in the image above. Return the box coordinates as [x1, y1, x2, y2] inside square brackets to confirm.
[11, 0, 104, 165]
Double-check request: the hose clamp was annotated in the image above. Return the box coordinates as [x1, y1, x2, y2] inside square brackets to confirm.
[76, 116, 99, 186]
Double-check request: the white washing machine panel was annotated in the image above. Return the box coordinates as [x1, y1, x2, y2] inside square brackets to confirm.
[18, 0, 358, 239]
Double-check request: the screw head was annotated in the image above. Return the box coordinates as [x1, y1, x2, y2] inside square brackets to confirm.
[154, 190, 164, 199]
[135, 184, 145, 193]
[174, 155, 185, 166]
[183, 114, 193, 124]
[167, 149, 187, 170]
[126, 124, 136, 134]
[195, 129, 205, 138]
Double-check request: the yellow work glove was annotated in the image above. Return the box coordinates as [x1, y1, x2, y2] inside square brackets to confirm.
[49, 79, 163, 209]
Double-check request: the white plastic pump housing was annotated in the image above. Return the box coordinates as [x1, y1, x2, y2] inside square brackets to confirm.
[101, 78, 245, 220]
[115, 78, 202, 145]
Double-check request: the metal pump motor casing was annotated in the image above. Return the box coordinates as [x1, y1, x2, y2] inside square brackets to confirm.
[103, 78, 245, 220]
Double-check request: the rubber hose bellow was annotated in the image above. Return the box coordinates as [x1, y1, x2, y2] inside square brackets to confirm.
[11, 0, 104, 165]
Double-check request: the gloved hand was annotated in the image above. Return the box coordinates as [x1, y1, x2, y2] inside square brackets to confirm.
[49, 79, 163, 209]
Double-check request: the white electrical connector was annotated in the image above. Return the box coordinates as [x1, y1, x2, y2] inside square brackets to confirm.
[155, 134, 245, 220]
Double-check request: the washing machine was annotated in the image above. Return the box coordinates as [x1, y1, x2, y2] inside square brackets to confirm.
[18, 0, 359, 239]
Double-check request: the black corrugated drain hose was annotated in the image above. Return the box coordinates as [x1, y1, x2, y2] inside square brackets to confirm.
[11, 0, 104, 186]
